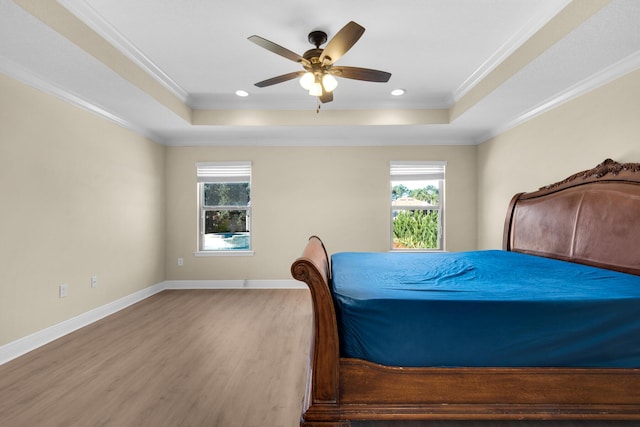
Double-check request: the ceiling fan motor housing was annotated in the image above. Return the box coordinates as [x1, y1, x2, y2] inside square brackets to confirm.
[303, 48, 324, 65]
[305, 31, 329, 66]
[308, 30, 327, 48]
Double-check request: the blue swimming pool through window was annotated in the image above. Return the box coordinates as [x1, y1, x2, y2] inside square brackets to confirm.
[203, 232, 250, 250]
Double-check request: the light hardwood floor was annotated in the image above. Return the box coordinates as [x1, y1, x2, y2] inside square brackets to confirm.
[0, 289, 636, 427]
[0, 290, 311, 427]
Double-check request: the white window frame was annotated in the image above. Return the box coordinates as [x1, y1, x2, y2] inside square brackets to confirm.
[196, 161, 253, 256]
[390, 161, 446, 251]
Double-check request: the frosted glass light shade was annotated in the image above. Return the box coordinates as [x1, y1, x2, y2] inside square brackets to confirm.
[322, 74, 338, 92]
[309, 82, 323, 96]
[299, 72, 315, 90]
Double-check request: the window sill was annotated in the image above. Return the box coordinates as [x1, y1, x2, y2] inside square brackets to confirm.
[194, 250, 254, 257]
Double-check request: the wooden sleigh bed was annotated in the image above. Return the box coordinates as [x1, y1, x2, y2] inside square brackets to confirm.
[291, 159, 640, 426]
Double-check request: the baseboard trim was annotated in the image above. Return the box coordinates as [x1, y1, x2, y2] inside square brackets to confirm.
[163, 279, 306, 290]
[0, 282, 165, 366]
[0, 279, 304, 365]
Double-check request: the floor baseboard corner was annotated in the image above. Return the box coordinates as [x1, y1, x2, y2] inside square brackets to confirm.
[0, 282, 165, 365]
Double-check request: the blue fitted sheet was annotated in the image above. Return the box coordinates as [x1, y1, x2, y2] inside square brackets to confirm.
[330, 250, 640, 367]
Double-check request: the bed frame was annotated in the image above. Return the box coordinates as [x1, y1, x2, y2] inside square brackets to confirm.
[291, 158, 640, 426]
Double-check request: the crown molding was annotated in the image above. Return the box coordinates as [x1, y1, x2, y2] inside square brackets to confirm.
[58, 0, 189, 104]
[478, 50, 640, 144]
[6, 45, 637, 148]
[1, 55, 164, 144]
[448, 0, 572, 106]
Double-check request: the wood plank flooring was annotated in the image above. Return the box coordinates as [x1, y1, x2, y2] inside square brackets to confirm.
[0, 289, 637, 427]
[0, 289, 311, 427]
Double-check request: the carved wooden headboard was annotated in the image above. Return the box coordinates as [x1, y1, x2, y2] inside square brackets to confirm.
[503, 159, 640, 276]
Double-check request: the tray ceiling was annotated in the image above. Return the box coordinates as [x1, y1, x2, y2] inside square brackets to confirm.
[1, 0, 639, 145]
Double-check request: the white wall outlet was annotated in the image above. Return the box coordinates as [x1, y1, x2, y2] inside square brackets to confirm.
[91, 276, 98, 288]
[177, 257, 184, 267]
[59, 283, 68, 298]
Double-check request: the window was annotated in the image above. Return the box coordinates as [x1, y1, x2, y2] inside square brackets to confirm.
[197, 162, 251, 252]
[390, 161, 445, 250]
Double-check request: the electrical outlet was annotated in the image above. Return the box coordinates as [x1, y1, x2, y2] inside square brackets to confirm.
[177, 257, 184, 266]
[91, 276, 98, 288]
[59, 284, 68, 298]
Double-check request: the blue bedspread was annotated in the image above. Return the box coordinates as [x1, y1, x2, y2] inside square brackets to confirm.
[331, 250, 640, 367]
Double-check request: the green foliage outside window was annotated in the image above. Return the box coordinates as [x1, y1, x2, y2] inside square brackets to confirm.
[393, 210, 439, 249]
[204, 183, 250, 234]
[392, 183, 440, 249]
[392, 184, 439, 204]
[204, 182, 250, 206]
[205, 210, 247, 234]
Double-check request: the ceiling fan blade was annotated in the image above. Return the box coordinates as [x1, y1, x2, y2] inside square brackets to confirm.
[319, 21, 365, 65]
[254, 71, 305, 88]
[248, 35, 310, 67]
[319, 90, 334, 103]
[330, 66, 391, 82]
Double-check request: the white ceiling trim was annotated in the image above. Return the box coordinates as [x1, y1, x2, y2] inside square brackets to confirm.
[478, 49, 640, 144]
[6, 0, 635, 148]
[58, 0, 189, 104]
[448, 0, 572, 105]
[57, 0, 572, 113]
[0, 53, 163, 143]
[8, 43, 637, 148]
[163, 133, 476, 147]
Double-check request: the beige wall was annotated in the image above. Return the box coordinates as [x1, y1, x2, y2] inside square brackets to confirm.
[0, 72, 476, 347]
[6, 63, 638, 347]
[477, 68, 640, 249]
[165, 145, 477, 280]
[0, 75, 166, 346]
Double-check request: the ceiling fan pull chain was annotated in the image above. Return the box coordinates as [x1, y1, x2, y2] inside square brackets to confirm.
[316, 99, 321, 114]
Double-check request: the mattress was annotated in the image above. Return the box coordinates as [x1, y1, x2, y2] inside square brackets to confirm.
[330, 250, 640, 367]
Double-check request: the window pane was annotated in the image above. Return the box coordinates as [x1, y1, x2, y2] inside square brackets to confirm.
[390, 162, 444, 251]
[203, 232, 250, 250]
[203, 210, 250, 250]
[392, 209, 440, 249]
[204, 183, 250, 206]
[391, 180, 439, 205]
[205, 210, 248, 233]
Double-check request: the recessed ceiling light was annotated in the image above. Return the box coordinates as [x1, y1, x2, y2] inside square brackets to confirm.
[391, 89, 406, 96]
[235, 90, 249, 97]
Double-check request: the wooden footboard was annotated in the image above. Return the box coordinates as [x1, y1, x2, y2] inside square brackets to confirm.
[290, 236, 341, 423]
[292, 234, 640, 426]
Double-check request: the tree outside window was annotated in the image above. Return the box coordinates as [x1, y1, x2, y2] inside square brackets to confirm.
[390, 161, 445, 250]
[197, 162, 251, 252]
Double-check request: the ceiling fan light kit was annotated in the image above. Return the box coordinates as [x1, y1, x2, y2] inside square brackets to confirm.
[322, 74, 338, 92]
[299, 72, 315, 90]
[309, 81, 323, 97]
[248, 21, 391, 104]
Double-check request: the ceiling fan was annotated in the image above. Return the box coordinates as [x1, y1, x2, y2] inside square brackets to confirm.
[248, 21, 391, 104]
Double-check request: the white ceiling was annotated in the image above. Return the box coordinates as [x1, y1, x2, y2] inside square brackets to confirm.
[2, 0, 640, 146]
